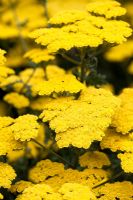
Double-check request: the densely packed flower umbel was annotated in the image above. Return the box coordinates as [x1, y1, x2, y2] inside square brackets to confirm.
[0, 0, 133, 199]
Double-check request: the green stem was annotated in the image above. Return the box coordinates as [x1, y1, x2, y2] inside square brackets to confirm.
[93, 171, 124, 189]
[19, 67, 36, 94]
[60, 53, 81, 66]
[80, 48, 86, 83]
[32, 139, 75, 168]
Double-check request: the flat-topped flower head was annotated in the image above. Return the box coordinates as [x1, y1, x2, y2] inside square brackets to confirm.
[40, 87, 120, 149]
[118, 152, 133, 173]
[49, 10, 88, 25]
[94, 181, 133, 199]
[33, 74, 84, 96]
[0, 116, 23, 156]
[112, 88, 133, 138]
[29, 159, 109, 190]
[30, 1, 132, 53]
[86, 1, 126, 19]
[29, 159, 65, 183]
[59, 183, 96, 200]
[0, 0, 47, 39]
[24, 48, 55, 64]
[0, 162, 16, 189]
[0, 49, 14, 85]
[4, 92, 30, 109]
[105, 40, 133, 62]
[16, 183, 62, 200]
[10, 181, 34, 194]
[101, 128, 133, 153]
[11, 114, 40, 141]
[79, 151, 110, 169]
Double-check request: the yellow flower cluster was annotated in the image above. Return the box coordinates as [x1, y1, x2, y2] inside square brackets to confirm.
[105, 40, 133, 62]
[0, 116, 22, 156]
[11, 114, 39, 141]
[45, 65, 66, 79]
[79, 151, 110, 169]
[10, 181, 34, 194]
[112, 88, 133, 137]
[0, 114, 39, 157]
[101, 128, 133, 173]
[0, 1, 133, 199]
[24, 48, 55, 64]
[16, 183, 96, 200]
[4, 92, 30, 109]
[101, 128, 133, 152]
[94, 181, 133, 199]
[0, 24, 19, 39]
[0, 0, 47, 39]
[40, 87, 120, 148]
[0, 162, 16, 188]
[0, 49, 14, 84]
[0, 65, 67, 99]
[86, 1, 126, 19]
[47, 0, 89, 17]
[59, 183, 96, 200]
[118, 152, 133, 173]
[7, 123, 47, 162]
[29, 159, 109, 190]
[30, 97, 53, 111]
[30, 1, 132, 53]
[33, 74, 84, 96]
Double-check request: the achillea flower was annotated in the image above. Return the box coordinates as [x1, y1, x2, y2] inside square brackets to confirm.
[0, 162, 16, 188]
[29, 159, 110, 190]
[30, 1, 132, 53]
[40, 87, 120, 148]
[49, 10, 88, 25]
[86, 1, 126, 19]
[16, 184, 62, 200]
[46, 65, 66, 79]
[0, 75, 20, 89]
[118, 152, 133, 173]
[0, 1, 47, 39]
[112, 88, 133, 138]
[59, 183, 96, 200]
[11, 114, 39, 141]
[24, 48, 55, 63]
[94, 181, 133, 199]
[4, 92, 30, 109]
[105, 40, 133, 62]
[10, 181, 34, 194]
[79, 151, 110, 169]
[33, 74, 84, 96]
[0, 49, 14, 84]
[29, 159, 65, 183]
[101, 128, 133, 153]
[43, 168, 109, 191]
[0, 117, 22, 156]
[0, 24, 19, 39]
[0, 116, 14, 129]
